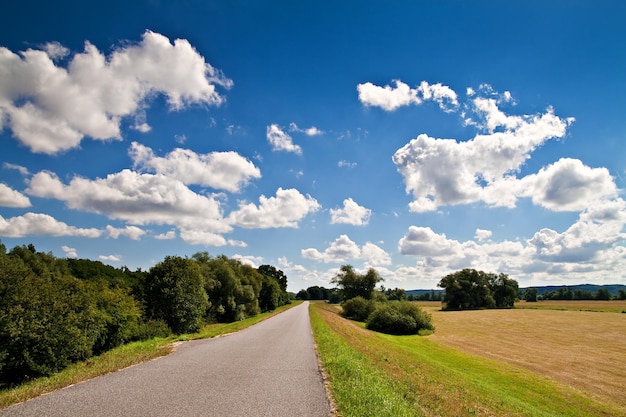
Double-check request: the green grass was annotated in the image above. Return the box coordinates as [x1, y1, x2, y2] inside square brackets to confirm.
[0, 301, 301, 409]
[311, 302, 624, 417]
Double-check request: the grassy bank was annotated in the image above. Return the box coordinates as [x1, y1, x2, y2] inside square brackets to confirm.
[0, 301, 300, 409]
[311, 301, 624, 417]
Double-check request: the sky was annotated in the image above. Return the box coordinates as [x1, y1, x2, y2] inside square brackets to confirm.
[0, 1, 625, 292]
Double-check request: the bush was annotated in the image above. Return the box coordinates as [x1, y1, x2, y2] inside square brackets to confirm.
[341, 296, 378, 322]
[366, 301, 434, 335]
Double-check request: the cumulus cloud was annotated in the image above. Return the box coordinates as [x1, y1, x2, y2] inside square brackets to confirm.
[392, 89, 581, 212]
[61, 245, 78, 258]
[26, 169, 231, 245]
[99, 254, 121, 262]
[357, 80, 458, 112]
[129, 142, 261, 192]
[266, 124, 302, 154]
[0, 212, 102, 237]
[302, 234, 391, 265]
[228, 187, 320, 229]
[0, 183, 31, 207]
[289, 122, 324, 136]
[518, 158, 618, 212]
[0, 30, 232, 153]
[397, 197, 626, 284]
[106, 225, 146, 240]
[330, 198, 372, 226]
[155, 230, 176, 240]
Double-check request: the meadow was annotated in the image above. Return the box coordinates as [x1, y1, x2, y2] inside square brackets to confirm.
[312, 300, 626, 417]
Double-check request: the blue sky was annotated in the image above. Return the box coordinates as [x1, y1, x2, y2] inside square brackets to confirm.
[1, 1, 625, 291]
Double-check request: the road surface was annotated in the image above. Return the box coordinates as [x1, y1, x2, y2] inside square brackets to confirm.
[1, 301, 331, 417]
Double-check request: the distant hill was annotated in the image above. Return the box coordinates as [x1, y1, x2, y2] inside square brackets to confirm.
[521, 284, 626, 296]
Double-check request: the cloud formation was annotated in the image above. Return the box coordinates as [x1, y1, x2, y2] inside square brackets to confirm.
[302, 234, 391, 265]
[357, 80, 458, 112]
[0, 183, 31, 207]
[391, 88, 589, 213]
[129, 142, 261, 192]
[330, 198, 372, 226]
[0, 30, 232, 153]
[0, 212, 102, 237]
[266, 124, 302, 154]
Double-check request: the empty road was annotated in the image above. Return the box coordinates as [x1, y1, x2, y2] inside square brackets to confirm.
[1, 301, 331, 417]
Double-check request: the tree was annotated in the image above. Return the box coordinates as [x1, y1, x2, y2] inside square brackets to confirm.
[331, 265, 384, 301]
[258, 264, 290, 307]
[524, 288, 538, 302]
[438, 269, 493, 310]
[488, 273, 518, 308]
[145, 256, 208, 334]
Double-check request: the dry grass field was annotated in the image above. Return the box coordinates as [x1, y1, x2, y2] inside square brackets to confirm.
[418, 301, 626, 411]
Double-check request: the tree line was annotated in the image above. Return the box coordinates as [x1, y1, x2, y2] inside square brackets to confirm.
[0, 242, 289, 386]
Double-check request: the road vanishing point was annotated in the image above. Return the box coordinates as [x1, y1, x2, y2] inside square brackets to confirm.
[1, 301, 332, 417]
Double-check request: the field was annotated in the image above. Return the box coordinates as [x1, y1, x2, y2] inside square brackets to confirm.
[312, 300, 626, 417]
[422, 301, 626, 409]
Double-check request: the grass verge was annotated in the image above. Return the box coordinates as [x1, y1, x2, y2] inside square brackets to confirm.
[311, 301, 624, 417]
[0, 301, 301, 409]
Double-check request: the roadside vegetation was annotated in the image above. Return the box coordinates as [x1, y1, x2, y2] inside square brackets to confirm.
[0, 302, 299, 408]
[0, 241, 292, 389]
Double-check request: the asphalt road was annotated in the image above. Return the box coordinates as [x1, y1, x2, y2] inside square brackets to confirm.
[1, 301, 331, 417]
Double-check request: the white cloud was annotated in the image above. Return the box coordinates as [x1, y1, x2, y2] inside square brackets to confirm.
[266, 124, 302, 154]
[106, 225, 146, 240]
[0, 183, 31, 207]
[393, 93, 577, 212]
[228, 187, 320, 229]
[338, 160, 357, 168]
[129, 142, 261, 192]
[518, 158, 617, 212]
[357, 79, 457, 112]
[61, 245, 78, 258]
[302, 234, 361, 263]
[99, 254, 121, 262]
[289, 122, 323, 136]
[474, 228, 492, 242]
[0, 31, 232, 154]
[155, 230, 176, 240]
[3, 163, 30, 176]
[0, 212, 102, 237]
[302, 234, 391, 266]
[330, 198, 372, 226]
[26, 169, 231, 245]
[232, 254, 263, 268]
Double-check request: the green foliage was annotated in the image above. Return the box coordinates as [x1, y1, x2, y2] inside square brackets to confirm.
[331, 265, 384, 301]
[0, 242, 288, 386]
[340, 296, 378, 321]
[365, 301, 434, 335]
[145, 256, 208, 334]
[524, 287, 538, 302]
[438, 269, 518, 310]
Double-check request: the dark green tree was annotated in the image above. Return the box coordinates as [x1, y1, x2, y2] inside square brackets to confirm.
[524, 287, 538, 302]
[438, 269, 496, 310]
[488, 273, 518, 308]
[331, 265, 384, 301]
[145, 256, 208, 333]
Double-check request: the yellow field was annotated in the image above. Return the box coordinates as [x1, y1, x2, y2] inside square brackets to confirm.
[418, 301, 626, 409]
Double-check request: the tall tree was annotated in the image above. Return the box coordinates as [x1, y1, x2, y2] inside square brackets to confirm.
[331, 265, 384, 301]
[145, 256, 208, 333]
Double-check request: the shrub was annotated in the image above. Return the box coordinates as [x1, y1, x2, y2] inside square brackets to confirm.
[341, 296, 378, 322]
[366, 301, 434, 335]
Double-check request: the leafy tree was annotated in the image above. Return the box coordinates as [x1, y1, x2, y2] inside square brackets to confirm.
[488, 273, 518, 308]
[384, 287, 407, 301]
[618, 289, 626, 300]
[438, 269, 494, 310]
[524, 288, 538, 302]
[258, 264, 290, 307]
[145, 256, 208, 333]
[296, 289, 309, 300]
[595, 287, 611, 300]
[331, 265, 384, 301]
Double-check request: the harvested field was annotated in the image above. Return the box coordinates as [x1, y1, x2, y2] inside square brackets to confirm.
[421, 302, 626, 411]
